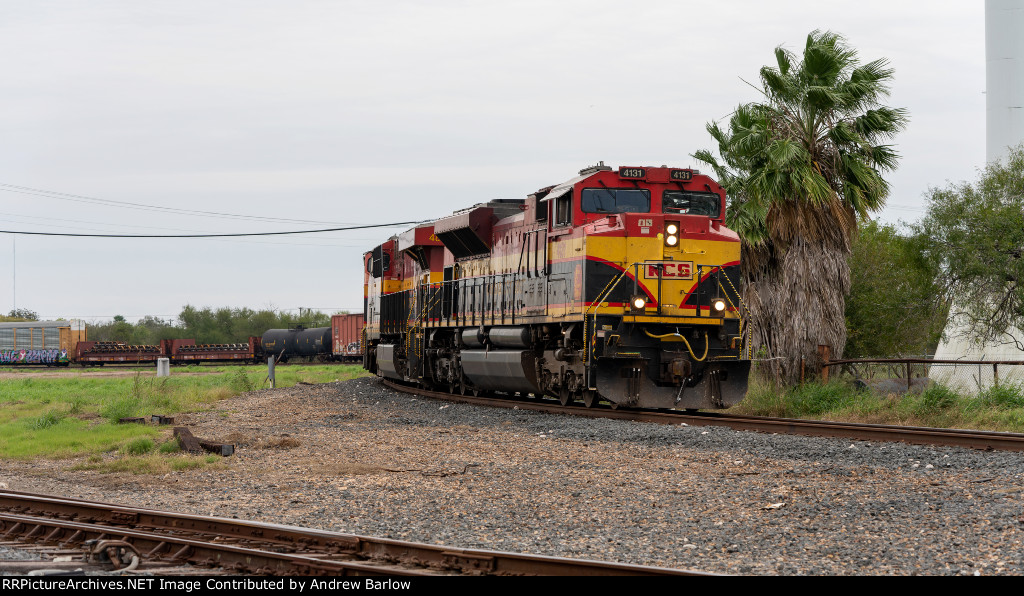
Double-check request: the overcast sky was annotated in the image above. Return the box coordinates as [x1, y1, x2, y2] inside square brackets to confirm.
[0, 1, 987, 324]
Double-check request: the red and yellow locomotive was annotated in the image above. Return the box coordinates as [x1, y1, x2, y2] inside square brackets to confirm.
[363, 162, 749, 409]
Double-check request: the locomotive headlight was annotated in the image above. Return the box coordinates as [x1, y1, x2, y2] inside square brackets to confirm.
[665, 222, 679, 247]
[630, 295, 647, 314]
[711, 297, 727, 317]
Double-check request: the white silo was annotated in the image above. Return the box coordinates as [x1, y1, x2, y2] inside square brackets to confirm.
[930, 0, 1024, 393]
[987, 0, 1024, 164]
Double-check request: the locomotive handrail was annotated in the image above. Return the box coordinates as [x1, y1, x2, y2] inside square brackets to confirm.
[715, 264, 752, 359]
[583, 262, 640, 372]
[585, 262, 639, 316]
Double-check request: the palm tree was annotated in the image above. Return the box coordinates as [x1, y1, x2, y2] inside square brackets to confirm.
[695, 30, 908, 386]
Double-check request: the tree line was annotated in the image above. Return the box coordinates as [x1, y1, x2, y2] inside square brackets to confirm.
[89, 306, 340, 345]
[2, 307, 341, 346]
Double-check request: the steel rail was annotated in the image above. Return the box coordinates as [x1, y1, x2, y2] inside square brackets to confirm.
[0, 491, 707, 576]
[382, 380, 1024, 452]
[0, 511, 421, 576]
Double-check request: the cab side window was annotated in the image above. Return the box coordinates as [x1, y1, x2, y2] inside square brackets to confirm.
[553, 192, 572, 227]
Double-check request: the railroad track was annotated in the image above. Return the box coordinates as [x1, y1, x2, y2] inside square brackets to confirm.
[0, 491, 708, 576]
[382, 380, 1024, 452]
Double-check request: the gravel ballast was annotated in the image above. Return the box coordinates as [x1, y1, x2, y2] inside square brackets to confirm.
[2, 376, 1023, 575]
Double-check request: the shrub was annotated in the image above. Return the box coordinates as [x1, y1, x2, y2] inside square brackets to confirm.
[784, 382, 862, 417]
[159, 438, 181, 454]
[978, 384, 1024, 409]
[67, 397, 86, 415]
[918, 384, 961, 411]
[122, 438, 155, 456]
[100, 396, 137, 422]
[229, 369, 258, 393]
[27, 410, 64, 430]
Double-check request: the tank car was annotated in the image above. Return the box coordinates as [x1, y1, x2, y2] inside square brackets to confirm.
[362, 163, 749, 409]
[262, 327, 332, 362]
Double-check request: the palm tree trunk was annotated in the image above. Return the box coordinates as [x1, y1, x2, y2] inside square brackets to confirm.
[745, 236, 850, 386]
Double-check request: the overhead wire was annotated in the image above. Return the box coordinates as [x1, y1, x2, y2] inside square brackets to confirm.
[0, 212, 389, 247]
[0, 221, 430, 238]
[0, 182, 430, 238]
[0, 183, 357, 226]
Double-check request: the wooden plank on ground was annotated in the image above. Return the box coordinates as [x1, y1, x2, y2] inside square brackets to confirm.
[173, 427, 203, 454]
[198, 440, 235, 457]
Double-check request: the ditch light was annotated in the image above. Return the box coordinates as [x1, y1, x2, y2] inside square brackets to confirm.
[630, 295, 647, 314]
[711, 297, 727, 317]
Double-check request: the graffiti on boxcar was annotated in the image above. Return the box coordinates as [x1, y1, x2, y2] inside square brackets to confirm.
[0, 349, 69, 364]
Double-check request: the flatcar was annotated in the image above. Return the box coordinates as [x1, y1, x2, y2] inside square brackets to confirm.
[75, 338, 262, 365]
[362, 162, 749, 409]
[0, 312, 367, 367]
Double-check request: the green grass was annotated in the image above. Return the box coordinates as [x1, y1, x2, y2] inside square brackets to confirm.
[732, 377, 1024, 432]
[0, 364, 369, 466]
[69, 453, 225, 474]
[121, 437, 155, 456]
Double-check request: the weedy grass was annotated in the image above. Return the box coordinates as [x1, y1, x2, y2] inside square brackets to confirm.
[0, 363, 369, 467]
[69, 453, 226, 475]
[121, 437, 155, 456]
[734, 377, 1024, 432]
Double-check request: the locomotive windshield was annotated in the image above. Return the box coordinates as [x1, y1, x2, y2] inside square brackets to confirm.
[662, 191, 721, 218]
[580, 188, 650, 214]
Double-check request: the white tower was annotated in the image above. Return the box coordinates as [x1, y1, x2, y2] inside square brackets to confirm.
[987, 0, 1024, 164]
[930, 1, 1024, 392]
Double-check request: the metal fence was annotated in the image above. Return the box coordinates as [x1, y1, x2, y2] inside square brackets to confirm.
[822, 357, 1024, 395]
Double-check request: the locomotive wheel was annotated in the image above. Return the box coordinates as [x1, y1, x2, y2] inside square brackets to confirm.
[582, 390, 597, 408]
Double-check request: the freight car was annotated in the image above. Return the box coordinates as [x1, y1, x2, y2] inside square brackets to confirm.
[261, 327, 331, 362]
[74, 337, 262, 365]
[0, 315, 366, 367]
[332, 313, 364, 361]
[0, 320, 86, 365]
[261, 314, 365, 362]
[362, 163, 749, 409]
